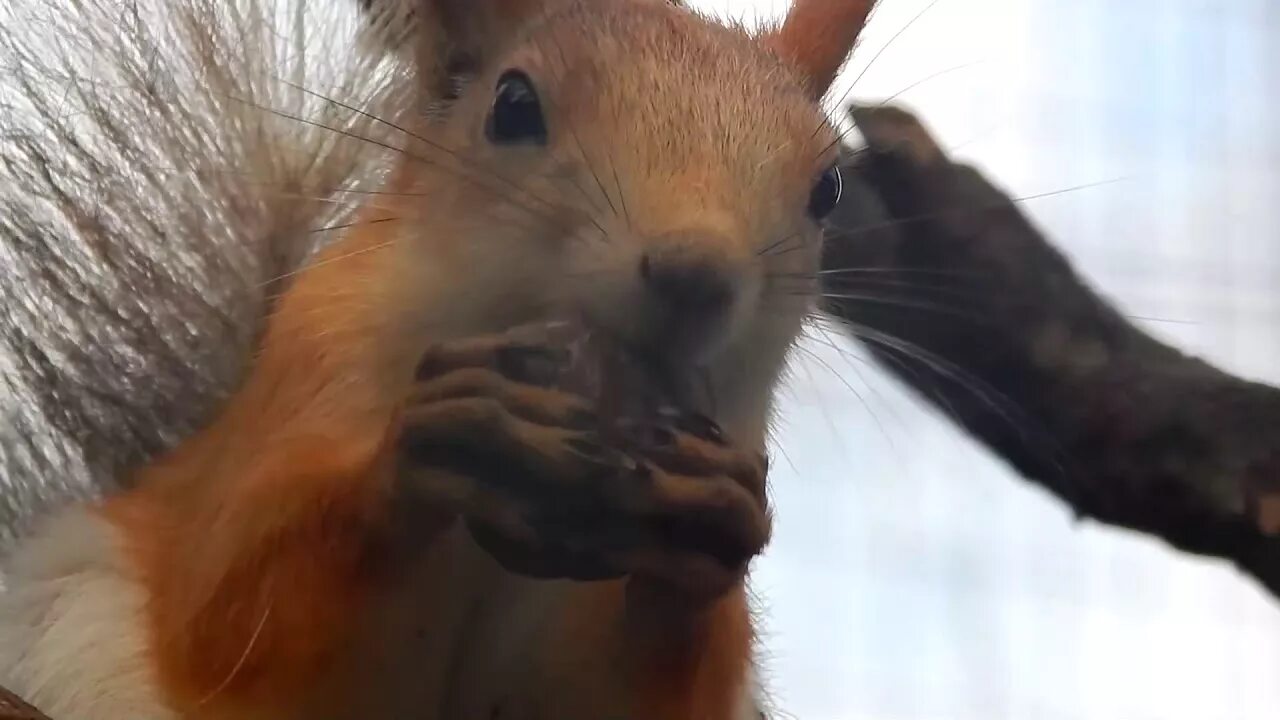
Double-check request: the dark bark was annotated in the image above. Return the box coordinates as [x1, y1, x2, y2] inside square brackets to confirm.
[0, 685, 51, 720]
[823, 104, 1280, 599]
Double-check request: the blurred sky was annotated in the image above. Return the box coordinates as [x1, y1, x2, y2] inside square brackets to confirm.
[677, 0, 1280, 718]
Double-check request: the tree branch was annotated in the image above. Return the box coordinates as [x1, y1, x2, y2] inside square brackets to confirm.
[0, 684, 52, 720]
[823, 104, 1280, 599]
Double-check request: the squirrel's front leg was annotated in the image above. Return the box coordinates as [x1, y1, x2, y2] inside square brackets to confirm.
[99, 397, 431, 718]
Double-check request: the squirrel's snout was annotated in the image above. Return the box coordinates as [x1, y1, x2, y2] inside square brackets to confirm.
[637, 251, 735, 321]
[574, 229, 752, 367]
[623, 232, 746, 364]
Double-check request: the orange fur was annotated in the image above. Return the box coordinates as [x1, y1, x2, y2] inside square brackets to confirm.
[102, 218, 420, 715]
[627, 586, 756, 720]
[766, 0, 877, 96]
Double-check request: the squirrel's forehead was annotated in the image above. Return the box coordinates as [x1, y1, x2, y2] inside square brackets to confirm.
[516, 10, 826, 139]
[522, 3, 794, 89]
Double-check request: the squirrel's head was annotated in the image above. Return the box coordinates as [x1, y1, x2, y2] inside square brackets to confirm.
[356, 0, 873, 434]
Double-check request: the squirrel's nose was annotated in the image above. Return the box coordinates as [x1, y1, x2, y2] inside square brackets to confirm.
[638, 252, 735, 318]
[630, 235, 741, 362]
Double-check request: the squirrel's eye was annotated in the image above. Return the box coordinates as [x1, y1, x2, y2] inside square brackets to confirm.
[485, 69, 547, 146]
[807, 164, 842, 221]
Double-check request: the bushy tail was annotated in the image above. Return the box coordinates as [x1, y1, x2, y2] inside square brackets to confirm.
[0, 0, 407, 545]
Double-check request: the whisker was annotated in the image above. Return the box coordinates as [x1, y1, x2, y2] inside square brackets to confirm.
[758, 231, 802, 257]
[285, 77, 612, 237]
[1125, 314, 1200, 326]
[560, 173, 609, 224]
[769, 289, 992, 325]
[765, 240, 817, 259]
[195, 594, 273, 707]
[812, 266, 983, 278]
[813, 120, 866, 162]
[945, 117, 1009, 155]
[809, 319, 913, 437]
[226, 94, 566, 231]
[777, 274, 978, 298]
[245, 189, 400, 215]
[277, 78, 564, 218]
[815, 290, 980, 318]
[571, 130, 616, 219]
[542, 31, 619, 222]
[308, 216, 400, 235]
[810, 315, 965, 426]
[258, 237, 398, 288]
[876, 60, 986, 107]
[1011, 177, 1132, 204]
[610, 162, 632, 230]
[793, 338, 897, 453]
[816, 0, 945, 139]
[820, 175, 1132, 241]
[781, 273, 1199, 328]
[788, 343, 856, 451]
[821, 316, 1042, 448]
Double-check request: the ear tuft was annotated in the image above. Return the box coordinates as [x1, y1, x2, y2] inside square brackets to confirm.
[765, 0, 877, 98]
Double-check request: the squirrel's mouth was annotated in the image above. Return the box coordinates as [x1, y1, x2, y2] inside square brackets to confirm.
[553, 319, 714, 426]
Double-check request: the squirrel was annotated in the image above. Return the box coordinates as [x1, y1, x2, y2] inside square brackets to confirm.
[0, 0, 876, 718]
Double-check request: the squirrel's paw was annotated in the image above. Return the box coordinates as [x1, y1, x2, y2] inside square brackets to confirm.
[394, 324, 769, 600]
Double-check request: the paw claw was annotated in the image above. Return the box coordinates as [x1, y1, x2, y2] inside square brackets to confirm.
[676, 413, 726, 445]
[654, 407, 727, 445]
[616, 419, 678, 449]
[564, 437, 638, 472]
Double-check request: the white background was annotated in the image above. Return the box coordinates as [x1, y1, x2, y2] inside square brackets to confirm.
[686, 0, 1280, 718]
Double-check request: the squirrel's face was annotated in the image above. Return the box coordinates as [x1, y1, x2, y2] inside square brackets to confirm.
[377, 0, 872, 424]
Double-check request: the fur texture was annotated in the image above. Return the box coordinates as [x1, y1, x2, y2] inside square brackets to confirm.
[0, 0, 405, 549]
[0, 508, 173, 719]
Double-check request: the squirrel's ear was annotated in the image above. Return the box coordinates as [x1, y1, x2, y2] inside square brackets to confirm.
[763, 0, 877, 98]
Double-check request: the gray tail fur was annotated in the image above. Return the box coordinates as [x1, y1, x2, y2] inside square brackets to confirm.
[0, 0, 409, 546]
